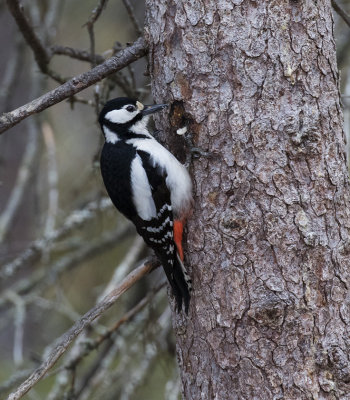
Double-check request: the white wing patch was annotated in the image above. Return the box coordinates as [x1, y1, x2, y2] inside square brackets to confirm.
[130, 155, 157, 221]
[127, 138, 193, 217]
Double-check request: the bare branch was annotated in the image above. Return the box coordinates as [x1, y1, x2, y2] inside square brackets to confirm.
[6, 0, 51, 72]
[61, 283, 165, 374]
[332, 0, 350, 28]
[86, 0, 109, 26]
[50, 45, 105, 64]
[7, 258, 160, 400]
[0, 37, 147, 135]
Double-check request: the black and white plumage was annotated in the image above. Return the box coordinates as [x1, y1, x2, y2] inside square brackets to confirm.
[99, 97, 193, 312]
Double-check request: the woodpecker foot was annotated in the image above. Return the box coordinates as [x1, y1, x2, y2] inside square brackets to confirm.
[177, 127, 211, 168]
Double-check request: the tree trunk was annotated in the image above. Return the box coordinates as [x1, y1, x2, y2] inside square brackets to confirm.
[145, 1, 350, 398]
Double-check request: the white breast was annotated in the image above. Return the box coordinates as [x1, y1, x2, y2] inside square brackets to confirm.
[128, 137, 193, 218]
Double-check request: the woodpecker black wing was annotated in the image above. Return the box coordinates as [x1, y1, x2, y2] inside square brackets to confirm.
[100, 141, 138, 219]
[133, 150, 190, 312]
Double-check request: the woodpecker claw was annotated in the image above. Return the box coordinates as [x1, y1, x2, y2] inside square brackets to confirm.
[182, 129, 211, 168]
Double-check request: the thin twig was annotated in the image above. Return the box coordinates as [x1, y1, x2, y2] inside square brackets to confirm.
[85, 1, 109, 114]
[42, 123, 59, 239]
[98, 308, 171, 400]
[50, 45, 105, 64]
[120, 309, 172, 400]
[7, 291, 26, 367]
[74, 290, 166, 399]
[76, 331, 125, 399]
[0, 35, 25, 112]
[7, 0, 66, 85]
[6, 0, 51, 72]
[51, 46, 134, 96]
[27, 1, 66, 85]
[0, 120, 39, 242]
[69, 284, 165, 399]
[0, 37, 147, 134]
[58, 290, 160, 372]
[0, 225, 134, 311]
[7, 258, 160, 400]
[0, 62, 43, 242]
[122, 0, 143, 36]
[127, 64, 137, 94]
[47, 239, 147, 397]
[85, 0, 109, 68]
[93, 284, 165, 356]
[332, 0, 350, 28]
[87, 24, 97, 68]
[1, 197, 113, 280]
[85, 0, 109, 26]
[33, 295, 81, 324]
[110, 71, 137, 97]
[98, 236, 145, 300]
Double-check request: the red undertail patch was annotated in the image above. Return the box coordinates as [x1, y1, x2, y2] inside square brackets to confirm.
[174, 220, 184, 261]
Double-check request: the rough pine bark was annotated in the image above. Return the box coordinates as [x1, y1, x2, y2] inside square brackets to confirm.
[145, 1, 350, 398]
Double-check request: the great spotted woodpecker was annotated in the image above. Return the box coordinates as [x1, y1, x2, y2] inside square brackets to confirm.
[99, 97, 193, 313]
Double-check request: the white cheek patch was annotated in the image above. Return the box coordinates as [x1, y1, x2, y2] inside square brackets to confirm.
[105, 108, 139, 124]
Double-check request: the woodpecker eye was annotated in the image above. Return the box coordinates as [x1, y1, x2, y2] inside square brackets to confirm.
[126, 105, 135, 112]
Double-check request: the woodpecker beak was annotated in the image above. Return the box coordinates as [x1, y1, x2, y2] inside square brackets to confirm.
[142, 103, 168, 116]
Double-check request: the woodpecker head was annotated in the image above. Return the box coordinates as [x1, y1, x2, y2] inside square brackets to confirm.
[99, 97, 168, 143]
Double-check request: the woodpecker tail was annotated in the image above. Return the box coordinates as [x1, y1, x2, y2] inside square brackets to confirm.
[133, 212, 191, 313]
[155, 249, 191, 314]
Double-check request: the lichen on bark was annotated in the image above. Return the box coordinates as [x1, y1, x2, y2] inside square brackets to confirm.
[145, 0, 350, 398]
